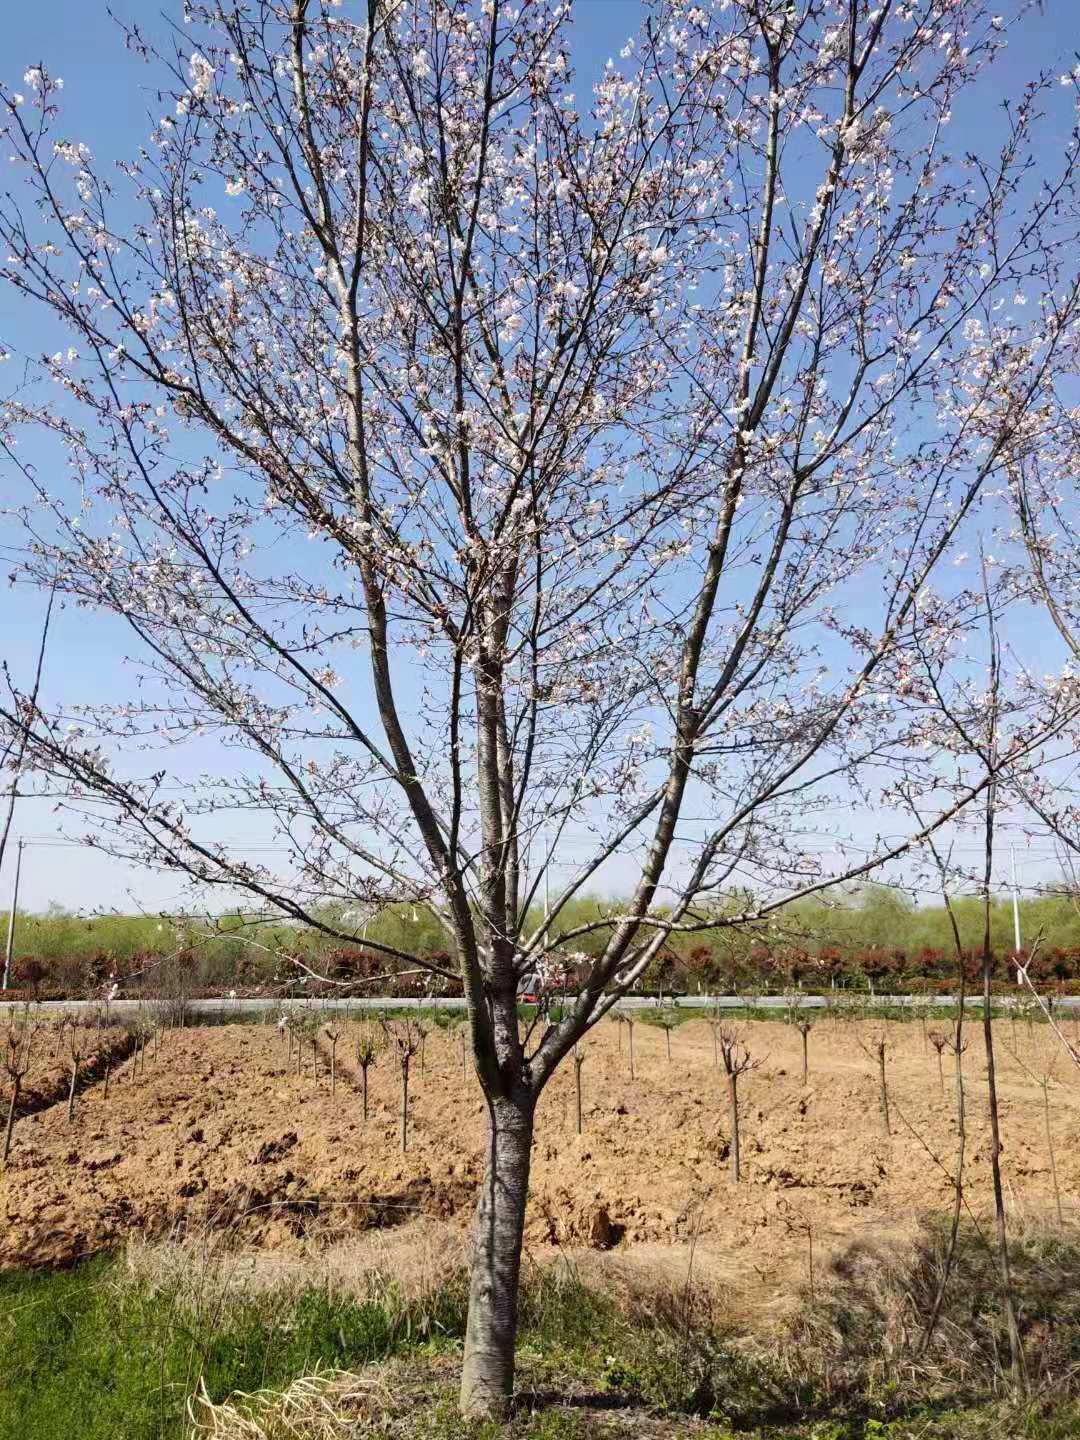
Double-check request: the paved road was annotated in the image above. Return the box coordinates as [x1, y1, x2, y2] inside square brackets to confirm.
[0, 991, 1071, 1018]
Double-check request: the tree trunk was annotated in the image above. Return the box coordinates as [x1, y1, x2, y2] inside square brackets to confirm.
[801, 1029, 809, 1084]
[983, 956, 1025, 1391]
[574, 1053, 583, 1135]
[665, 1028, 671, 1062]
[921, 1035, 966, 1354]
[399, 1057, 410, 1152]
[728, 1073, 741, 1182]
[460, 1093, 534, 1418]
[361, 1063, 369, 1122]
[877, 1046, 890, 1135]
[67, 1059, 78, 1122]
[628, 1024, 635, 1080]
[1043, 1081, 1063, 1226]
[3, 1078, 19, 1163]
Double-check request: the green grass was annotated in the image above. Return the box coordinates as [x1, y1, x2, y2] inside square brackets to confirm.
[0, 1258, 467, 1440]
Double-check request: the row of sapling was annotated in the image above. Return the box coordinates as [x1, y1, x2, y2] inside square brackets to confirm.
[1, 1005, 150, 1159]
[281, 1013, 321, 1081]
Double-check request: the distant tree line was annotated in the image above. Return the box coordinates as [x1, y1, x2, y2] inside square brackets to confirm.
[2, 885, 1077, 1000]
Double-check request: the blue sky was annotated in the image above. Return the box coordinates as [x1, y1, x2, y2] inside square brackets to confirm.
[1, 2, 1078, 916]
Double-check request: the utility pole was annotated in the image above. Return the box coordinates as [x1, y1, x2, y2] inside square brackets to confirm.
[1010, 843, 1022, 969]
[3, 838, 24, 992]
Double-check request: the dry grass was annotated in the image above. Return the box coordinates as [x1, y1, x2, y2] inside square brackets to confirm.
[189, 1370, 380, 1439]
[187, 1359, 729, 1440]
[772, 1211, 1080, 1412]
[124, 1220, 744, 1339]
[125, 1221, 471, 1323]
[133, 1214, 1080, 1438]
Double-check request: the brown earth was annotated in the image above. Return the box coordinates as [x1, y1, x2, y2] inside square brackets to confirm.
[1, 1013, 1076, 1294]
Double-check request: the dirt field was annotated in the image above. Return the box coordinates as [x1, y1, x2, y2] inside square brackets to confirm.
[1, 1013, 1076, 1299]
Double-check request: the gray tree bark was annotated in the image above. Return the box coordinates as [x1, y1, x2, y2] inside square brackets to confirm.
[399, 1057, 410, 1152]
[728, 1073, 741, 1182]
[3, 1078, 19, 1164]
[460, 1092, 535, 1418]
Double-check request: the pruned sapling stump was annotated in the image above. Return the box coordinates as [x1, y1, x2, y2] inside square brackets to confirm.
[67, 1027, 85, 1123]
[573, 1045, 586, 1135]
[796, 1019, 812, 1084]
[323, 1024, 341, 1098]
[354, 1022, 382, 1122]
[716, 1026, 762, 1183]
[381, 1017, 425, 1152]
[2, 1021, 33, 1164]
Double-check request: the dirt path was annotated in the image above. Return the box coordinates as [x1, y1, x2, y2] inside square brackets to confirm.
[0, 1016, 1075, 1280]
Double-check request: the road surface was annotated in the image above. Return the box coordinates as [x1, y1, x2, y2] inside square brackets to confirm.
[0, 992, 1072, 1018]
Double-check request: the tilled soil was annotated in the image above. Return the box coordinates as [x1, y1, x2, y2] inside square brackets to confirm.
[1, 1015, 1076, 1280]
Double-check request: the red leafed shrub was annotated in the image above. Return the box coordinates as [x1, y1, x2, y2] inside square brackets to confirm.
[16, 957, 46, 999]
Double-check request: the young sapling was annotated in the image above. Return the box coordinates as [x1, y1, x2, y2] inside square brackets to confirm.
[617, 1007, 636, 1080]
[354, 1023, 381, 1121]
[716, 1026, 761, 1183]
[323, 1024, 341, 1098]
[858, 1028, 891, 1135]
[381, 1017, 425, 1152]
[2, 1022, 32, 1164]
[709, 1017, 721, 1069]
[796, 1018, 812, 1084]
[654, 1007, 679, 1062]
[67, 1025, 84, 1122]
